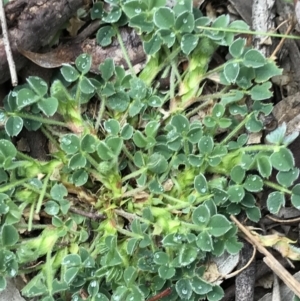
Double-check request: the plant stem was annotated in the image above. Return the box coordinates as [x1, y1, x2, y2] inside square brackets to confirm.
[264, 180, 292, 194]
[122, 168, 146, 182]
[41, 126, 61, 150]
[10, 112, 68, 127]
[0, 178, 31, 193]
[198, 25, 300, 40]
[115, 225, 143, 238]
[95, 96, 106, 132]
[35, 172, 51, 214]
[220, 113, 253, 145]
[114, 25, 136, 76]
[122, 144, 135, 162]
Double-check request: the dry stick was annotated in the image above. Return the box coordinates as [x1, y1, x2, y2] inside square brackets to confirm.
[270, 19, 294, 61]
[0, 0, 17, 86]
[223, 246, 256, 279]
[230, 215, 300, 298]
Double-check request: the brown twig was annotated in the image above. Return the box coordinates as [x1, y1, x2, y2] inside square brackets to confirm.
[69, 207, 106, 221]
[231, 215, 300, 298]
[266, 214, 300, 224]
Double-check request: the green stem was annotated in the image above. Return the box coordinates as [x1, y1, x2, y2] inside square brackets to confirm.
[264, 180, 292, 194]
[10, 112, 68, 127]
[122, 144, 135, 162]
[114, 25, 136, 76]
[220, 113, 253, 145]
[75, 76, 83, 106]
[0, 178, 31, 193]
[17, 151, 39, 164]
[35, 172, 51, 214]
[198, 26, 300, 40]
[41, 126, 61, 150]
[240, 144, 281, 153]
[95, 96, 106, 132]
[115, 225, 143, 238]
[122, 168, 146, 182]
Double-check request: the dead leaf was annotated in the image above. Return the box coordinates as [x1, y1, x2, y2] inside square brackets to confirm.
[67, 17, 86, 37]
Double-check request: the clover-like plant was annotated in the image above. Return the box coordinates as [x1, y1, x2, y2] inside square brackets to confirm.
[0, 1, 298, 301]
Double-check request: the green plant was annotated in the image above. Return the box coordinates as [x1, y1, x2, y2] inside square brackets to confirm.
[0, 0, 299, 300]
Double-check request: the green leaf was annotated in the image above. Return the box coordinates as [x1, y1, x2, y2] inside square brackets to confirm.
[245, 206, 261, 222]
[69, 153, 86, 169]
[5, 116, 23, 136]
[0, 140, 17, 159]
[64, 267, 79, 284]
[121, 124, 133, 140]
[50, 183, 68, 201]
[144, 34, 162, 55]
[227, 185, 245, 203]
[38, 97, 58, 116]
[157, 29, 176, 47]
[104, 119, 120, 135]
[96, 25, 115, 47]
[245, 114, 263, 133]
[192, 204, 210, 227]
[175, 11, 195, 33]
[17, 88, 39, 109]
[224, 62, 240, 83]
[81, 134, 97, 153]
[291, 184, 300, 209]
[61, 64, 80, 82]
[179, 244, 198, 266]
[243, 49, 265, 68]
[267, 191, 285, 214]
[44, 201, 60, 215]
[129, 14, 154, 32]
[2, 224, 19, 246]
[158, 265, 175, 279]
[148, 153, 168, 174]
[196, 231, 213, 251]
[60, 134, 80, 154]
[99, 58, 115, 81]
[153, 252, 169, 265]
[181, 34, 198, 54]
[0, 276, 6, 291]
[107, 91, 130, 112]
[229, 38, 246, 58]
[145, 121, 160, 137]
[190, 276, 212, 294]
[75, 53, 92, 74]
[124, 266, 137, 286]
[27, 76, 48, 97]
[171, 114, 189, 133]
[229, 20, 249, 30]
[123, 1, 147, 18]
[198, 136, 214, 154]
[207, 285, 224, 301]
[243, 175, 263, 192]
[257, 155, 272, 178]
[79, 77, 95, 94]
[154, 7, 175, 29]
[72, 169, 88, 186]
[102, 6, 122, 23]
[208, 215, 232, 237]
[270, 148, 294, 171]
[176, 278, 193, 300]
[221, 90, 244, 105]
[129, 78, 147, 100]
[230, 165, 245, 184]
[194, 173, 208, 194]
[148, 95, 163, 107]
[250, 82, 272, 101]
[277, 168, 299, 187]
[91, 2, 104, 19]
[255, 60, 282, 82]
